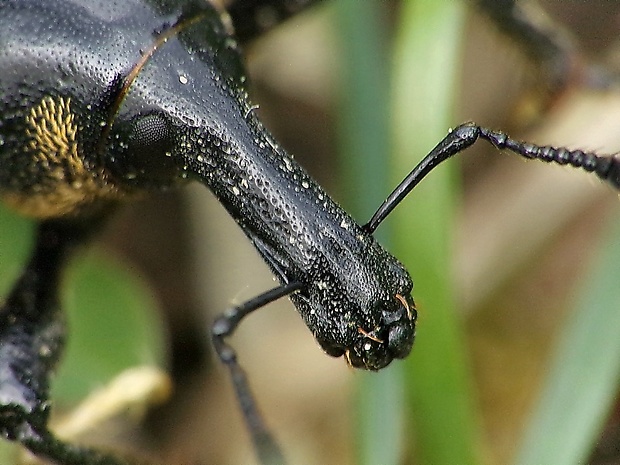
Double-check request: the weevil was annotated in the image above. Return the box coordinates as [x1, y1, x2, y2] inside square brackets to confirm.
[1, 1, 619, 464]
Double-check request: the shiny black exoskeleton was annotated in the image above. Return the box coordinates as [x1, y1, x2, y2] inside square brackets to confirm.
[2, 1, 620, 464]
[0, 1, 415, 463]
[0, 0, 416, 364]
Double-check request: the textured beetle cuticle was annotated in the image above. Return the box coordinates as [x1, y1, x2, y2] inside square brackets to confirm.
[2, 1, 619, 463]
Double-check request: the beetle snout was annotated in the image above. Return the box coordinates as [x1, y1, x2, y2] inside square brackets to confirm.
[342, 294, 417, 371]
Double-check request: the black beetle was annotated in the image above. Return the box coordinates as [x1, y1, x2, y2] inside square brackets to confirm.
[0, 1, 416, 463]
[1, 1, 619, 464]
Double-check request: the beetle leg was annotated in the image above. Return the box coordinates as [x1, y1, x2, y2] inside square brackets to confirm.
[0, 217, 130, 465]
[474, 0, 616, 107]
[211, 281, 302, 465]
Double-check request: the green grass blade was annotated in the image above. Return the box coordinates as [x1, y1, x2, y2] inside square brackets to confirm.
[391, 1, 485, 464]
[333, 1, 405, 464]
[334, 0, 390, 220]
[514, 213, 620, 465]
[52, 250, 166, 404]
[0, 205, 34, 292]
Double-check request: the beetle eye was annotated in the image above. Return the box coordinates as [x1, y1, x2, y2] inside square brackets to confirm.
[129, 112, 174, 155]
[112, 112, 179, 186]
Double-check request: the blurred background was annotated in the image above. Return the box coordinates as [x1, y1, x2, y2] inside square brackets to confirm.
[1, 1, 620, 464]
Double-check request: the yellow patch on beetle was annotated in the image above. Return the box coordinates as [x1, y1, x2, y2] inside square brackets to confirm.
[3, 96, 123, 218]
[27, 95, 79, 169]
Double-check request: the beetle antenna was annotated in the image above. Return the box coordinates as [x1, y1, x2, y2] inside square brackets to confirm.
[364, 123, 620, 234]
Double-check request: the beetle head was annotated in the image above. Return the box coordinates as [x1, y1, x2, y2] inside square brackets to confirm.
[290, 234, 417, 371]
[326, 293, 416, 371]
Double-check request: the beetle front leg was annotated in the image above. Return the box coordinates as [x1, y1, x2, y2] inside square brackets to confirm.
[212, 281, 302, 465]
[0, 218, 129, 465]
